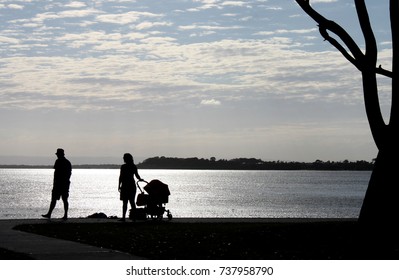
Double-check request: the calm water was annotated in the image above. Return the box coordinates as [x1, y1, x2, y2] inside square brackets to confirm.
[0, 169, 371, 219]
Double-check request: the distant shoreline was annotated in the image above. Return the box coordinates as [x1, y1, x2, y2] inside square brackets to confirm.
[0, 156, 374, 171]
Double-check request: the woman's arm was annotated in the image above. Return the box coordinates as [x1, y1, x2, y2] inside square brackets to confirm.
[134, 165, 143, 181]
[118, 168, 122, 191]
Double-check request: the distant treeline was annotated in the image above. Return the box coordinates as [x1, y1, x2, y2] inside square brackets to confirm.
[0, 157, 374, 170]
[137, 157, 374, 171]
[0, 164, 120, 169]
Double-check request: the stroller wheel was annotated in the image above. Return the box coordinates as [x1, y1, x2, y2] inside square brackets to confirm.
[167, 211, 173, 221]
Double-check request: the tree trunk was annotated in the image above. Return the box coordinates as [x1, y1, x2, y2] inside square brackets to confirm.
[358, 66, 398, 226]
[359, 0, 399, 228]
[359, 148, 396, 222]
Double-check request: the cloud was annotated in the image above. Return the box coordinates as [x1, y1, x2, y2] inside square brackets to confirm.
[221, 1, 248, 7]
[201, 99, 222, 106]
[65, 1, 87, 8]
[135, 21, 173, 30]
[31, 8, 100, 24]
[264, 6, 282, 11]
[254, 28, 318, 36]
[189, 0, 220, 11]
[57, 9, 98, 18]
[96, 11, 162, 25]
[312, 0, 338, 3]
[0, 35, 20, 44]
[0, 34, 372, 113]
[178, 24, 242, 31]
[7, 4, 24, 10]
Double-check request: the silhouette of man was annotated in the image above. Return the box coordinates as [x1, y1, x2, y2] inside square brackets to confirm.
[42, 148, 72, 220]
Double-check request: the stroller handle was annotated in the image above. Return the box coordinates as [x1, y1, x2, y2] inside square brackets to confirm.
[136, 179, 148, 193]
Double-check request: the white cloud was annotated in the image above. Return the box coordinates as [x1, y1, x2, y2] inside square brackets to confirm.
[201, 99, 222, 106]
[312, 0, 338, 3]
[96, 11, 161, 25]
[264, 6, 282, 11]
[190, 0, 221, 11]
[0, 35, 19, 44]
[254, 28, 318, 36]
[135, 21, 173, 30]
[65, 1, 86, 8]
[0, 35, 370, 113]
[7, 4, 24, 10]
[58, 9, 97, 18]
[178, 24, 242, 31]
[221, 1, 247, 7]
[32, 8, 100, 23]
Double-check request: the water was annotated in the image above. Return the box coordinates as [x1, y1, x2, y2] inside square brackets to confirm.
[0, 169, 371, 219]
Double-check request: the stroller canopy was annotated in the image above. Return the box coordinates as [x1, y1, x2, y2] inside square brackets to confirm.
[144, 179, 170, 198]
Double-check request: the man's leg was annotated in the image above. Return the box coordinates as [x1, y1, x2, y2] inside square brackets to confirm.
[62, 195, 69, 220]
[42, 198, 56, 219]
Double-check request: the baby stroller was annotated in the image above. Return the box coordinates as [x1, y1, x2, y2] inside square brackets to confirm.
[131, 179, 172, 220]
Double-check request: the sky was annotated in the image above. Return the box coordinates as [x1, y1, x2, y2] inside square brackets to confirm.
[0, 0, 393, 164]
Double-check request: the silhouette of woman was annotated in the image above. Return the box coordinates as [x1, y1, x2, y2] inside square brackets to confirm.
[118, 153, 143, 221]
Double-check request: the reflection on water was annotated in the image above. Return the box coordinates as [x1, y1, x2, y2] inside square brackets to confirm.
[0, 169, 370, 219]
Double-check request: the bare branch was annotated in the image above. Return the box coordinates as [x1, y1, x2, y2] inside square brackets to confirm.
[355, 0, 377, 66]
[296, 0, 364, 61]
[376, 65, 393, 78]
[296, 0, 392, 79]
[318, 26, 360, 70]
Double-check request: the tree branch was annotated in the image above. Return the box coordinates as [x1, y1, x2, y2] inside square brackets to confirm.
[355, 0, 377, 66]
[318, 26, 360, 70]
[377, 65, 393, 78]
[296, 0, 364, 62]
[319, 25, 392, 78]
[296, 0, 392, 78]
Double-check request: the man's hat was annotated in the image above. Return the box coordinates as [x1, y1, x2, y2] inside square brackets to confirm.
[55, 148, 65, 155]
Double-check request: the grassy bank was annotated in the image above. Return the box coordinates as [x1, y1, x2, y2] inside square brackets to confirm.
[13, 220, 399, 260]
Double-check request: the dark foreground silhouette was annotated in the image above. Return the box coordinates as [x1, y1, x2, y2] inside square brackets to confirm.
[118, 153, 143, 222]
[42, 148, 72, 220]
[14, 220, 399, 260]
[0, 248, 34, 260]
